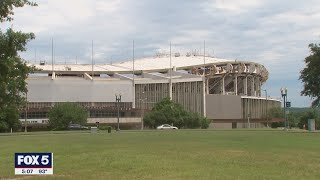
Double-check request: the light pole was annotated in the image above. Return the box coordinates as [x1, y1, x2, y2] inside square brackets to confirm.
[280, 87, 287, 130]
[24, 86, 28, 133]
[115, 94, 122, 131]
[262, 89, 268, 127]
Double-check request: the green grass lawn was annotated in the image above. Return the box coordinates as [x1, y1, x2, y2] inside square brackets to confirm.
[1, 130, 320, 179]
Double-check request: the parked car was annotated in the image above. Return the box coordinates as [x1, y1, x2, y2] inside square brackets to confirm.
[156, 124, 178, 130]
[68, 124, 89, 130]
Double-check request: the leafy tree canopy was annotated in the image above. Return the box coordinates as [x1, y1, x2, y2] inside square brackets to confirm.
[144, 98, 209, 129]
[0, 0, 37, 22]
[297, 109, 319, 130]
[300, 43, 320, 107]
[0, 0, 36, 132]
[268, 107, 285, 128]
[268, 107, 283, 119]
[48, 103, 88, 130]
[268, 107, 320, 129]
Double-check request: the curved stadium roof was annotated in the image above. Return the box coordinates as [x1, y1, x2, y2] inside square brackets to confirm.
[31, 55, 260, 74]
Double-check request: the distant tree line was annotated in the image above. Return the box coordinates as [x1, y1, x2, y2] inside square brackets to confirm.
[268, 107, 320, 129]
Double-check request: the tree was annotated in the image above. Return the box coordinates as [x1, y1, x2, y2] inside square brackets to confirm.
[300, 43, 320, 107]
[287, 111, 302, 128]
[268, 107, 282, 118]
[0, 0, 36, 132]
[144, 98, 209, 129]
[0, 105, 21, 132]
[0, 0, 37, 22]
[297, 109, 319, 130]
[48, 103, 88, 130]
[268, 107, 284, 128]
[268, 107, 308, 128]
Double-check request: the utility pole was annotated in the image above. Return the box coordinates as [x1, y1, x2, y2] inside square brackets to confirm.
[52, 38, 54, 72]
[203, 40, 206, 76]
[169, 42, 172, 100]
[91, 40, 94, 79]
[132, 40, 135, 108]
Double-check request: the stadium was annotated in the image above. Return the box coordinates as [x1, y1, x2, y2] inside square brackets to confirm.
[21, 52, 281, 129]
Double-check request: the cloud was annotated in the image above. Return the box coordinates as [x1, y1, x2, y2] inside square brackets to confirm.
[96, 0, 122, 13]
[203, 0, 263, 14]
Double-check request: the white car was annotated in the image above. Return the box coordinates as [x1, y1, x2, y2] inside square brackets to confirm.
[156, 124, 178, 130]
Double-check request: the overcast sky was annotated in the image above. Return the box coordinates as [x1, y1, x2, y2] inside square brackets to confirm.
[2, 0, 320, 107]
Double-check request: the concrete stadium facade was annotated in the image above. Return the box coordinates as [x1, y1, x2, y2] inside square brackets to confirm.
[21, 54, 281, 129]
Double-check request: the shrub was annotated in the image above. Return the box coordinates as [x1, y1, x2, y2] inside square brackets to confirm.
[0, 121, 9, 133]
[144, 97, 209, 129]
[98, 125, 112, 131]
[48, 102, 88, 130]
[200, 117, 210, 129]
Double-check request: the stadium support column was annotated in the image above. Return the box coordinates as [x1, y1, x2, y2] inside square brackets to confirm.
[255, 77, 259, 96]
[251, 76, 255, 96]
[257, 78, 262, 96]
[222, 76, 225, 95]
[235, 75, 238, 95]
[259, 80, 262, 97]
[206, 77, 209, 94]
[244, 76, 248, 95]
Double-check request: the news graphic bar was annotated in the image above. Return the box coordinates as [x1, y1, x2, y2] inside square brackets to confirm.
[15, 153, 53, 175]
[15, 168, 53, 175]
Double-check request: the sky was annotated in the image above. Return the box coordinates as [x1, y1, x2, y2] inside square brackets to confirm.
[2, 0, 320, 107]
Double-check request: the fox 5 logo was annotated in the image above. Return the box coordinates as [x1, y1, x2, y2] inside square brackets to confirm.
[15, 153, 53, 168]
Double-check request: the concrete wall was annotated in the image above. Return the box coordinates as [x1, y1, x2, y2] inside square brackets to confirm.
[20, 117, 141, 124]
[209, 122, 266, 129]
[27, 78, 133, 102]
[87, 117, 141, 123]
[210, 122, 233, 129]
[206, 94, 242, 119]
